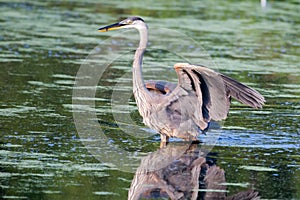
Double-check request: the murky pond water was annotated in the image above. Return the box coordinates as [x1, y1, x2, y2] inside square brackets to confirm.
[1, 0, 299, 199]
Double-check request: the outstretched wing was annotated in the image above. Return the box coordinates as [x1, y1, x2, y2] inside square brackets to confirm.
[145, 63, 265, 131]
[173, 63, 230, 123]
[172, 63, 265, 124]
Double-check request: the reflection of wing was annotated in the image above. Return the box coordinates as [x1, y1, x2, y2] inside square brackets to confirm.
[226, 190, 260, 200]
[204, 165, 227, 200]
[204, 164, 260, 200]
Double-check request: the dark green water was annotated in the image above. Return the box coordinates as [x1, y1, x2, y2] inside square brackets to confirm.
[0, 0, 299, 199]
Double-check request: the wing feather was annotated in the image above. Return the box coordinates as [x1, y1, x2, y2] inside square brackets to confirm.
[220, 74, 265, 108]
[174, 63, 230, 122]
[173, 63, 265, 123]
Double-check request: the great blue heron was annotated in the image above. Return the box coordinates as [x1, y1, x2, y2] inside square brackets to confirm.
[98, 16, 265, 142]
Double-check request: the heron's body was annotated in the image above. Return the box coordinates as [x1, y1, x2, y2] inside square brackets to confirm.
[99, 17, 265, 142]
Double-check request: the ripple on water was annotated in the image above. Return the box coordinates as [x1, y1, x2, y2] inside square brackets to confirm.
[203, 129, 300, 149]
[0, 106, 37, 117]
[239, 165, 278, 172]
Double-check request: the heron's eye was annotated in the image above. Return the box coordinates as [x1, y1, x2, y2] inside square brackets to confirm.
[127, 20, 133, 24]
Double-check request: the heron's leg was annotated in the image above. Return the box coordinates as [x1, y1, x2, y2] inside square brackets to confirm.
[160, 141, 166, 148]
[160, 134, 169, 143]
[160, 134, 169, 148]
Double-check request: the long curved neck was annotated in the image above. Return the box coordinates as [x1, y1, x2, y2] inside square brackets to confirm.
[133, 24, 150, 102]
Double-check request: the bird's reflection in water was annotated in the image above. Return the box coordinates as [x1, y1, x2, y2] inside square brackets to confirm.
[128, 143, 260, 200]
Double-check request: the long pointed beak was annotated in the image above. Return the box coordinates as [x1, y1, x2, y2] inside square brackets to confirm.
[98, 22, 124, 32]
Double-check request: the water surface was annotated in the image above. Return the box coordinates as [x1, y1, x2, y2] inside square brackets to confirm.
[0, 0, 299, 199]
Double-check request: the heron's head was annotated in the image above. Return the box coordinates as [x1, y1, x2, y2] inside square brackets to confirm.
[98, 16, 146, 32]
